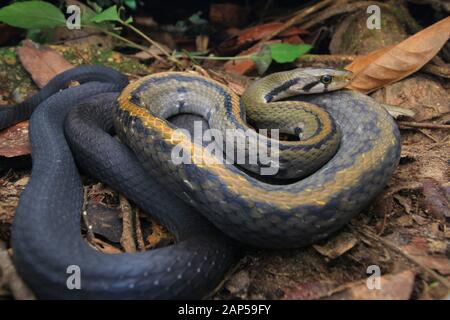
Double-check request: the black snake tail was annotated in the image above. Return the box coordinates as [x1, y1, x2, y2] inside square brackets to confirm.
[6, 66, 237, 299]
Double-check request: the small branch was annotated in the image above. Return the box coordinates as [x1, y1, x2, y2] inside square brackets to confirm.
[90, 238, 122, 254]
[422, 63, 450, 79]
[0, 242, 35, 299]
[258, 0, 334, 43]
[122, 22, 170, 57]
[398, 122, 450, 130]
[119, 21, 183, 67]
[188, 54, 253, 61]
[299, 1, 392, 30]
[92, 26, 169, 66]
[135, 209, 146, 252]
[119, 195, 136, 253]
[299, 53, 356, 62]
[418, 129, 440, 143]
[295, 54, 357, 68]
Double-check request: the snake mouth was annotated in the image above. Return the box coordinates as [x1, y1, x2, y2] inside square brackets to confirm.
[329, 70, 354, 90]
[342, 70, 355, 86]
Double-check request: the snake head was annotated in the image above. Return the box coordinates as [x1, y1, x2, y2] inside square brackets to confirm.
[288, 68, 354, 94]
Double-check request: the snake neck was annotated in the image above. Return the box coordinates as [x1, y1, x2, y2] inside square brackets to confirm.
[241, 71, 333, 136]
[242, 70, 316, 106]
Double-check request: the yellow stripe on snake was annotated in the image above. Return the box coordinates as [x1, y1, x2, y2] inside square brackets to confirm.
[115, 68, 400, 248]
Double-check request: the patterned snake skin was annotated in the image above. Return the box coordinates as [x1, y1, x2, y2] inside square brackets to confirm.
[115, 69, 401, 248]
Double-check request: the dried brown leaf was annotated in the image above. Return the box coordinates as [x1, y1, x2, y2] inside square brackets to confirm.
[328, 270, 416, 300]
[422, 177, 450, 219]
[0, 121, 30, 157]
[312, 232, 358, 259]
[346, 16, 450, 93]
[17, 40, 73, 88]
[89, 238, 122, 254]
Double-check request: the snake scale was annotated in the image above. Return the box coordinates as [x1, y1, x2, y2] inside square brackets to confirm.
[0, 65, 400, 298]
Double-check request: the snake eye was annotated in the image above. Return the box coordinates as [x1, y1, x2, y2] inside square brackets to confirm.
[320, 74, 333, 84]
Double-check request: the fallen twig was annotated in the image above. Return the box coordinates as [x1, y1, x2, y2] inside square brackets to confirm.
[135, 209, 146, 252]
[420, 129, 440, 142]
[0, 241, 35, 299]
[258, 0, 334, 43]
[398, 122, 450, 130]
[90, 238, 122, 254]
[118, 20, 183, 68]
[422, 63, 450, 79]
[299, 1, 392, 30]
[98, 27, 170, 66]
[295, 53, 356, 67]
[119, 194, 136, 253]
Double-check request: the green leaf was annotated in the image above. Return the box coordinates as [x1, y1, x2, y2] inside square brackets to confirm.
[91, 5, 121, 23]
[268, 43, 313, 63]
[124, 0, 137, 10]
[0, 1, 66, 29]
[188, 11, 207, 26]
[26, 28, 52, 44]
[79, 3, 98, 25]
[251, 46, 273, 75]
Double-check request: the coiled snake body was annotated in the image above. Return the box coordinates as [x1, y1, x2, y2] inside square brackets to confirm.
[116, 69, 400, 248]
[1, 65, 400, 298]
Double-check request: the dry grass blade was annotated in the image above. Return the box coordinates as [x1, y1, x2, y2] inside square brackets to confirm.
[258, 0, 334, 44]
[346, 16, 450, 93]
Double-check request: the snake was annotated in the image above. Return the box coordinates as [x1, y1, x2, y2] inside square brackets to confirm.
[115, 68, 401, 248]
[0, 65, 400, 298]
